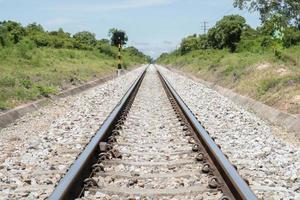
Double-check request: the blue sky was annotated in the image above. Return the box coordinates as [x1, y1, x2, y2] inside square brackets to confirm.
[0, 0, 260, 58]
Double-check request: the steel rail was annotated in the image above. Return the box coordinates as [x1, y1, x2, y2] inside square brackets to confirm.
[157, 68, 257, 200]
[49, 67, 147, 200]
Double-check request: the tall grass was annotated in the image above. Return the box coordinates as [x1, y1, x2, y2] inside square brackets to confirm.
[157, 45, 300, 114]
[0, 45, 146, 110]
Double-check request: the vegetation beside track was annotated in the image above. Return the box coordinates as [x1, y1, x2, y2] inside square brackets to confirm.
[0, 21, 150, 110]
[157, 15, 300, 115]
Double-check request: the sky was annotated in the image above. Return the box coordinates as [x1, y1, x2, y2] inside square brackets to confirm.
[0, 0, 261, 58]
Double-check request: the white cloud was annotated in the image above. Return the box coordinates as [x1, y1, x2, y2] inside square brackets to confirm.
[50, 0, 177, 12]
[45, 18, 74, 26]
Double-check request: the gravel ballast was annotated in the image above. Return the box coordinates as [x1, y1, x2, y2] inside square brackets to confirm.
[0, 66, 145, 199]
[158, 65, 300, 199]
[80, 66, 222, 200]
[1, 64, 299, 199]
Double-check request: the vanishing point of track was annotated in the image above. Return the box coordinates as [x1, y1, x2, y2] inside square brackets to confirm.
[49, 65, 257, 200]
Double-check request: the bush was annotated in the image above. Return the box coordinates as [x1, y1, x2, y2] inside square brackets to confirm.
[30, 33, 51, 47]
[260, 36, 273, 47]
[179, 34, 209, 54]
[96, 42, 117, 57]
[180, 34, 199, 55]
[16, 38, 36, 59]
[274, 49, 283, 59]
[73, 31, 96, 50]
[236, 37, 262, 53]
[0, 26, 12, 47]
[1, 21, 26, 44]
[0, 76, 16, 87]
[283, 28, 300, 48]
[36, 85, 56, 97]
[19, 78, 32, 89]
[257, 78, 281, 95]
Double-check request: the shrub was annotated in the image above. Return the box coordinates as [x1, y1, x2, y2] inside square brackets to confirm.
[257, 78, 281, 95]
[0, 76, 16, 87]
[180, 34, 200, 55]
[0, 26, 12, 47]
[283, 28, 300, 48]
[1, 21, 26, 44]
[236, 37, 262, 53]
[261, 36, 274, 47]
[36, 85, 56, 97]
[19, 78, 32, 89]
[97, 42, 117, 57]
[274, 49, 283, 59]
[30, 33, 51, 47]
[73, 31, 96, 50]
[16, 38, 36, 59]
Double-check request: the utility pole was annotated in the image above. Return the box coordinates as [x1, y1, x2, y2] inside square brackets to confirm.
[117, 38, 122, 70]
[200, 21, 209, 34]
[117, 40, 122, 76]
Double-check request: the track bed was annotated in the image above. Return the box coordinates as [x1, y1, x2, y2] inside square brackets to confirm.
[50, 65, 256, 200]
[79, 67, 222, 200]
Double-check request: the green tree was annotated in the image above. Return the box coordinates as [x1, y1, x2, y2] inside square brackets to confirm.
[30, 32, 51, 47]
[208, 15, 246, 52]
[234, 0, 300, 28]
[26, 23, 44, 34]
[180, 34, 200, 55]
[1, 20, 26, 44]
[73, 31, 96, 50]
[282, 27, 300, 47]
[49, 28, 73, 48]
[198, 35, 210, 50]
[259, 15, 287, 38]
[108, 28, 128, 47]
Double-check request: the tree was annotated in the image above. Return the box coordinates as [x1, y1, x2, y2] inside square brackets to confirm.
[73, 31, 96, 49]
[178, 33, 210, 55]
[1, 20, 26, 43]
[258, 15, 287, 40]
[48, 28, 73, 49]
[108, 28, 128, 47]
[26, 23, 44, 34]
[233, 0, 300, 28]
[180, 34, 200, 55]
[208, 15, 246, 52]
[282, 27, 300, 47]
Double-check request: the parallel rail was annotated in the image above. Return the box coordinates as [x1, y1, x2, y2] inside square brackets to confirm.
[157, 68, 257, 200]
[49, 68, 147, 200]
[49, 66, 257, 200]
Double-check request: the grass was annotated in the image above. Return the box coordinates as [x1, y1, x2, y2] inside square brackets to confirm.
[0, 46, 146, 110]
[157, 45, 300, 114]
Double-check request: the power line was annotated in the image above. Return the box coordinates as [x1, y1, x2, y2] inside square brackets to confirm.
[200, 21, 209, 34]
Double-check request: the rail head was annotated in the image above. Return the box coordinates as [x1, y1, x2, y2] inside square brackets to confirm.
[157, 67, 257, 200]
[49, 67, 147, 200]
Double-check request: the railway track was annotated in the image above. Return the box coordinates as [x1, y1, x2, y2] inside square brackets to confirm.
[49, 65, 257, 200]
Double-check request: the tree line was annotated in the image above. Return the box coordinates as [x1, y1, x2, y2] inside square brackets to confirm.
[164, 0, 300, 56]
[175, 14, 300, 56]
[0, 20, 150, 61]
